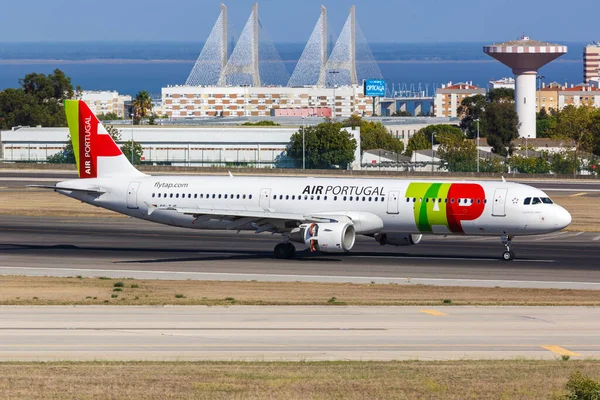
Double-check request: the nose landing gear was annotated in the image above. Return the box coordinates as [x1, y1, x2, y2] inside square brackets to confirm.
[501, 233, 515, 261]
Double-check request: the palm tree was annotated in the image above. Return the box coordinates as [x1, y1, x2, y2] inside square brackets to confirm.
[133, 91, 152, 125]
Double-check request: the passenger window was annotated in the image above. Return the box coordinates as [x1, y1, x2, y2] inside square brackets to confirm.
[291, 195, 295, 200]
[243, 194, 246, 199]
[444, 198, 448, 203]
[224, 194, 228, 199]
[316, 195, 320, 200]
[362, 196, 366, 201]
[484, 199, 487, 204]
[524, 197, 531, 205]
[438, 198, 442, 203]
[236, 194, 240, 199]
[310, 195, 314, 200]
[157, 193, 160, 198]
[412, 198, 416, 202]
[477, 199, 480, 204]
[249, 195, 253, 199]
[406, 198, 410, 202]
[334, 196, 338, 201]
[324, 196, 327, 200]
[212, 194, 216, 199]
[170, 193, 173, 198]
[451, 198, 454, 203]
[349, 196, 353, 201]
[304, 195, 308, 200]
[368, 197, 372, 202]
[175, 194, 179, 198]
[285, 195, 289, 200]
[425, 198, 429, 203]
[152, 193, 155, 198]
[381, 197, 385, 202]
[343, 196, 347, 201]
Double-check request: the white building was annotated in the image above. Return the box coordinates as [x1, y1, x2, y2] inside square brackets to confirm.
[162, 85, 373, 119]
[78, 91, 132, 119]
[488, 77, 515, 91]
[433, 82, 486, 118]
[0, 125, 361, 170]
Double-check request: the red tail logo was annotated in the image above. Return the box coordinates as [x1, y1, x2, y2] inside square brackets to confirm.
[78, 101, 122, 178]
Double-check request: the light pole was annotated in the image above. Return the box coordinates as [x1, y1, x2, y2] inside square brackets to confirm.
[302, 116, 305, 169]
[474, 118, 480, 173]
[328, 70, 339, 118]
[130, 113, 134, 165]
[431, 130, 436, 173]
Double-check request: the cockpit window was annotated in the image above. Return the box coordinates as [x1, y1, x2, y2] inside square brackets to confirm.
[541, 197, 553, 204]
[524, 197, 531, 205]
[532, 197, 542, 205]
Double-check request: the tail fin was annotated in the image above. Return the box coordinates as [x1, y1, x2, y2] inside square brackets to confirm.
[65, 100, 144, 179]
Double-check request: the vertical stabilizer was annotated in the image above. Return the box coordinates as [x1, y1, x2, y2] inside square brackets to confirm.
[64, 100, 145, 179]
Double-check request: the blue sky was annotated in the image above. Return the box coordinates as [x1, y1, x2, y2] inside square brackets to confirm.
[1, 0, 598, 43]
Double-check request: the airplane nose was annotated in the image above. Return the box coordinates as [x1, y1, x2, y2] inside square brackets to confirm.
[555, 206, 572, 229]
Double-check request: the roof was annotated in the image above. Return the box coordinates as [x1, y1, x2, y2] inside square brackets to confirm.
[364, 149, 411, 162]
[487, 37, 562, 47]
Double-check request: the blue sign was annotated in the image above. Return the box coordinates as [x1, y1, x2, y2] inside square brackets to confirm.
[364, 79, 386, 97]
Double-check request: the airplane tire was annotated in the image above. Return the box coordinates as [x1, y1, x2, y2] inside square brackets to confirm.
[274, 243, 295, 259]
[502, 250, 515, 261]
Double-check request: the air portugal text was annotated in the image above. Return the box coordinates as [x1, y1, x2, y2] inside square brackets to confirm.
[302, 185, 385, 196]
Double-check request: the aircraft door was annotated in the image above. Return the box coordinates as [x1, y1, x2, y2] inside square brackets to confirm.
[127, 181, 141, 209]
[387, 190, 400, 214]
[492, 188, 508, 217]
[259, 188, 271, 209]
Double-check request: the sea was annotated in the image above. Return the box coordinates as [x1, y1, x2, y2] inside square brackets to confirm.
[0, 42, 586, 97]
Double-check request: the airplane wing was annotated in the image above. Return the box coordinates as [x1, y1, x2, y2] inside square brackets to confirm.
[146, 203, 341, 233]
[26, 185, 106, 194]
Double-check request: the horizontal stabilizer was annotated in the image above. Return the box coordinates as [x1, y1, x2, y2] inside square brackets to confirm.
[26, 185, 105, 194]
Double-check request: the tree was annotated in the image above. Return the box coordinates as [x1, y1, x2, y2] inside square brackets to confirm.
[391, 110, 412, 117]
[536, 108, 556, 138]
[551, 105, 595, 176]
[404, 132, 431, 157]
[508, 155, 550, 174]
[436, 130, 477, 172]
[133, 91, 152, 125]
[0, 69, 74, 130]
[286, 122, 356, 169]
[121, 140, 144, 165]
[458, 94, 487, 139]
[486, 88, 514, 103]
[359, 121, 404, 154]
[484, 102, 519, 156]
[97, 112, 121, 121]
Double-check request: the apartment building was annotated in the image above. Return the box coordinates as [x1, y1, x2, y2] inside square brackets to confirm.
[79, 91, 132, 118]
[584, 42, 600, 83]
[433, 82, 486, 118]
[161, 86, 373, 118]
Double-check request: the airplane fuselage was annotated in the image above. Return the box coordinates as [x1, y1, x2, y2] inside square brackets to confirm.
[57, 175, 572, 237]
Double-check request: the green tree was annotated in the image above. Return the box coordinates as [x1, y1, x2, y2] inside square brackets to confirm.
[0, 69, 74, 130]
[486, 87, 514, 103]
[536, 108, 557, 138]
[286, 122, 357, 169]
[458, 94, 487, 139]
[121, 140, 144, 165]
[508, 155, 550, 174]
[436, 131, 477, 172]
[133, 91, 152, 125]
[484, 102, 519, 156]
[359, 120, 404, 154]
[391, 110, 412, 117]
[97, 112, 121, 121]
[479, 158, 508, 173]
[405, 132, 431, 157]
[551, 105, 595, 176]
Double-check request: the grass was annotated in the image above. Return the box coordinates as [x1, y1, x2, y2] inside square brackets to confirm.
[0, 276, 599, 306]
[0, 360, 599, 399]
[1, 190, 598, 232]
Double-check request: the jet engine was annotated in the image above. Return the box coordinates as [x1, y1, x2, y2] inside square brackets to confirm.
[290, 222, 356, 253]
[374, 232, 422, 246]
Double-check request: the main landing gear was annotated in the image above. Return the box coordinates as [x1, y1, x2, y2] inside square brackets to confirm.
[274, 242, 296, 259]
[501, 233, 515, 261]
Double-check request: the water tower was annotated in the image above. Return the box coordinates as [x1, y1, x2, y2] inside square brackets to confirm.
[484, 36, 567, 138]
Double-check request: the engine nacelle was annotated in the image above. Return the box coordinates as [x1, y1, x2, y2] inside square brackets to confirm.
[374, 232, 422, 246]
[290, 222, 356, 253]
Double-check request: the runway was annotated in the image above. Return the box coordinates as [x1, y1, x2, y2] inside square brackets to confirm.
[0, 305, 598, 361]
[1, 215, 600, 289]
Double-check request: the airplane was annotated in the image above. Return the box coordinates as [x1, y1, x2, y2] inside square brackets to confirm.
[33, 100, 572, 261]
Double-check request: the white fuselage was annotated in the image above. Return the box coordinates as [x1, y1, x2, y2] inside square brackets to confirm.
[56, 175, 572, 237]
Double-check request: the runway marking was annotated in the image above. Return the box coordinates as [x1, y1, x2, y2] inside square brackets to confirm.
[354, 255, 555, 263]
[540, 345, 580, 357]
[594, 235, 600, 241]
[569, 192, 588, 197]
[419, 310, 447, 317]
[533, 232, 574, 241]
[0, 344, 576, 348]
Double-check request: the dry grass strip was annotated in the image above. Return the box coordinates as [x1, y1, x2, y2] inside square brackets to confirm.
[1, 276, 599, 306]
[0, 360, 599, 399]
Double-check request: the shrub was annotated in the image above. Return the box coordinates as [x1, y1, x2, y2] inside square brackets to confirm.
[113, 282, 124, 288]
[560, 370, 600, 400]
